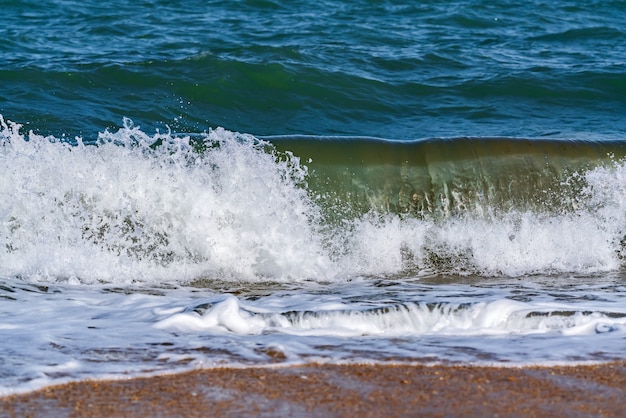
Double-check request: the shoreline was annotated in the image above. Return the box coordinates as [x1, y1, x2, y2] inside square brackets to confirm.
[2, 361, 625, 417]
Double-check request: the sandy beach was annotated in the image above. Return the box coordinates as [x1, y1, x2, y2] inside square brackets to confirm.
[2, 362, 625, 417]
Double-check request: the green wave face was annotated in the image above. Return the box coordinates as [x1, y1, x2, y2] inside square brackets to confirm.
[269, 136, 626, 218]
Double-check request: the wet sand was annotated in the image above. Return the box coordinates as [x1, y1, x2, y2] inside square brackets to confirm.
[2, 362, 625, 417]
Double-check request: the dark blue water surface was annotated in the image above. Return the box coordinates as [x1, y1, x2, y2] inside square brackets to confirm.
[1, 0, 625, 139]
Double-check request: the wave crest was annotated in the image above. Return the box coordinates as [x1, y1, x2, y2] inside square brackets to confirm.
[2, 117, 626, 281]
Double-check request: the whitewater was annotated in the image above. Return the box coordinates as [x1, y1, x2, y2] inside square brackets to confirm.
[1, 117, 626, 395]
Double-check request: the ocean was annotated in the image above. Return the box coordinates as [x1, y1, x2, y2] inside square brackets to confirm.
[1, 0, 626, 395]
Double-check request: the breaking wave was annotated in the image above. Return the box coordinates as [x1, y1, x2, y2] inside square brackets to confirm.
[2, 116, 626, 282]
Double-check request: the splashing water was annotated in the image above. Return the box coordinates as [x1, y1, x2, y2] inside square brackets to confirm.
[3, 117, 626, 282]
[2, 117, 626, 395]
[0, 117, 332, 283]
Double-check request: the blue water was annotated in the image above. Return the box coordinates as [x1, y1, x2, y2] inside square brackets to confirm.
[1, 0, 626, 395]
[2, 0, 625, 139]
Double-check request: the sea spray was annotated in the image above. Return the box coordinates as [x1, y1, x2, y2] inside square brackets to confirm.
[2, 117, 626, 281]
[0, 117, 331, 283]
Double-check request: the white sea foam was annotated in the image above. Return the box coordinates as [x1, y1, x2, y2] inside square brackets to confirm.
[2, 117, 626, 282]
[1, 278, 625, 395]
[0, 117, 331, 283]
[154, 294, 626, 338]
[330, 210, 622, 278]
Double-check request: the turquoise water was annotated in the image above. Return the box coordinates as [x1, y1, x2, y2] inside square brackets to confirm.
[1, 0, 626, 395]
[2, 0, 625, 139]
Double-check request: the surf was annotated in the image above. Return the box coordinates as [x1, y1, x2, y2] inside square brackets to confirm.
[2, 116, 626, 281]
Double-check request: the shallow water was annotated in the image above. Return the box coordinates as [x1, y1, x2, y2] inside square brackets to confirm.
[2, 273, 626, 396]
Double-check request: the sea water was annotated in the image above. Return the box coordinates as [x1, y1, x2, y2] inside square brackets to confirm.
[1, 0, 626, 395]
